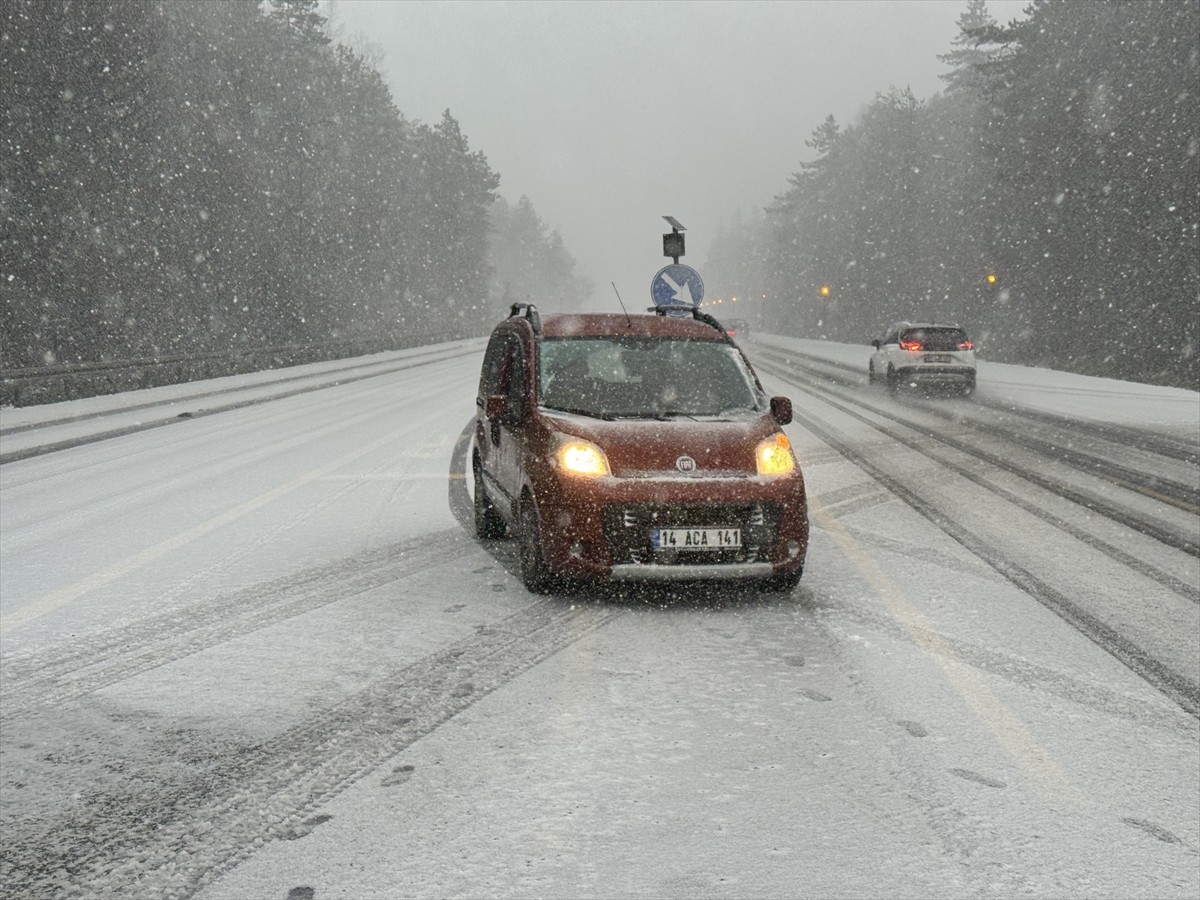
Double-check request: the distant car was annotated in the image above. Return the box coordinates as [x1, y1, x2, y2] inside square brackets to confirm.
[473, 303, 809, 593]
[869, 322, 976, 395]
[722, 318, 751, 339]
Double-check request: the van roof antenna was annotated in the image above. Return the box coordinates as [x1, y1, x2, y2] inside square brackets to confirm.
[611, 282, 633, 328]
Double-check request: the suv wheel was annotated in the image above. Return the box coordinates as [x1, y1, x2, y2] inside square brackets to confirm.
[473, 458, 506, 539]
[868, 362, 876, 384]
[885, 365, 898, 391]
[518, 496, 555, 594]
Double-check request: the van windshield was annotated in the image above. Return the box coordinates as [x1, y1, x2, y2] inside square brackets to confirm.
[538, 336, 761, 419]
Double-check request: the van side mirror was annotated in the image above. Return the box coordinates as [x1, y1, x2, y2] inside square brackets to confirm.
[770, 396, 792, 425]
[485, 395, 506, 420]
[488, 393, 525, 426]
[871, 339, 881, 349]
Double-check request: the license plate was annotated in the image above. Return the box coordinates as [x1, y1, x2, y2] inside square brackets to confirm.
[924, 355, 952, 364]
[651, 528, 742, 550]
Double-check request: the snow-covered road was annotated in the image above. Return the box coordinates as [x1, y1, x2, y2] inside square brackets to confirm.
[1, 336, 1197, 899]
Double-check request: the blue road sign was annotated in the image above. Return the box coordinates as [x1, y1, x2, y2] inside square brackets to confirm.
[650, 264, 705, 311]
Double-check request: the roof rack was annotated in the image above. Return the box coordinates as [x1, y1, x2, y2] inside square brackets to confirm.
[509, 302, 541, 334]
[647, 304, 727, 337]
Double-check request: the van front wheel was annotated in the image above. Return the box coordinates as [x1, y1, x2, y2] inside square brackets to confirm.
[518, 498, 555, 594]
[759, 567, 803, 593]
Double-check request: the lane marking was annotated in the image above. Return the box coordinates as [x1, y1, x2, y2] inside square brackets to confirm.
[0, 428, 409, 635]
[809, 496, 1091, 811]
[315, 473, 466, 481]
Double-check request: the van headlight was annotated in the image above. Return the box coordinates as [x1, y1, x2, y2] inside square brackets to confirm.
[558, 438, 611, 477]
[756, 433, 795, 476]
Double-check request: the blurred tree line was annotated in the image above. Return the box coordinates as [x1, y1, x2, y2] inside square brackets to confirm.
[0, 0, 588, 370]
[705, 0, 1198, 389]
[489, 194, 591, 313]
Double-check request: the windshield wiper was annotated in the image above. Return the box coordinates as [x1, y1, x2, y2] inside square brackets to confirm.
[542, 405, 616, 421]
[650, 406, 755, 421]
[647, 410, 701, 421]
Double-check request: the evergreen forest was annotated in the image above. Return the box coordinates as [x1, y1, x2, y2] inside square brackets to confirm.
[2, 0, 1197, 390]
[1, 0, 589, 372]
[705, 0, 1198, 388]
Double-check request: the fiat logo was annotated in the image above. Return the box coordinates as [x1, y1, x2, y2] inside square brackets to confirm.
[675, 455, 697, 473]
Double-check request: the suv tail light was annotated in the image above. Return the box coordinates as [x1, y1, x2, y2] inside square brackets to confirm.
[957, 340, 974, 350]
[899, 340, 923, 351]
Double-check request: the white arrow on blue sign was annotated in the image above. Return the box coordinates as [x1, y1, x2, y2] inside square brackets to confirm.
[650, 264, 705, 311]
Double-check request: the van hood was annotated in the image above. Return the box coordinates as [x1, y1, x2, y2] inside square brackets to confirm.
[541, 412, 782, 477]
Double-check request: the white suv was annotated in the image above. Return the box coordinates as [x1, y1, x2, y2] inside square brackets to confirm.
[869, 322, 976, 395]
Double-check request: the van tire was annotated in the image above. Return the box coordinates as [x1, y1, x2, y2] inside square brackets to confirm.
[518, 497, 555, 594]
[473, 459, 507, 539]
[759, 567, 803, 593]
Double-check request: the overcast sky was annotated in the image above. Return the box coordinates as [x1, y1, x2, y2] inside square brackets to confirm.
[329, 0, 1029, 312]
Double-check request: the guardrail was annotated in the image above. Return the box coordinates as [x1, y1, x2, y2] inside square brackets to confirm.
[0, 331, 469, 408]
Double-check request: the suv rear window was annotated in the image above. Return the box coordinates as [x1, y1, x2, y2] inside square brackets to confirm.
[538, 336, 760, 419]
[901, 327, 970, 351]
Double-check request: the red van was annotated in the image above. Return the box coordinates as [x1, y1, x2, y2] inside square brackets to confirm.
[473, 303, 809, 593]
